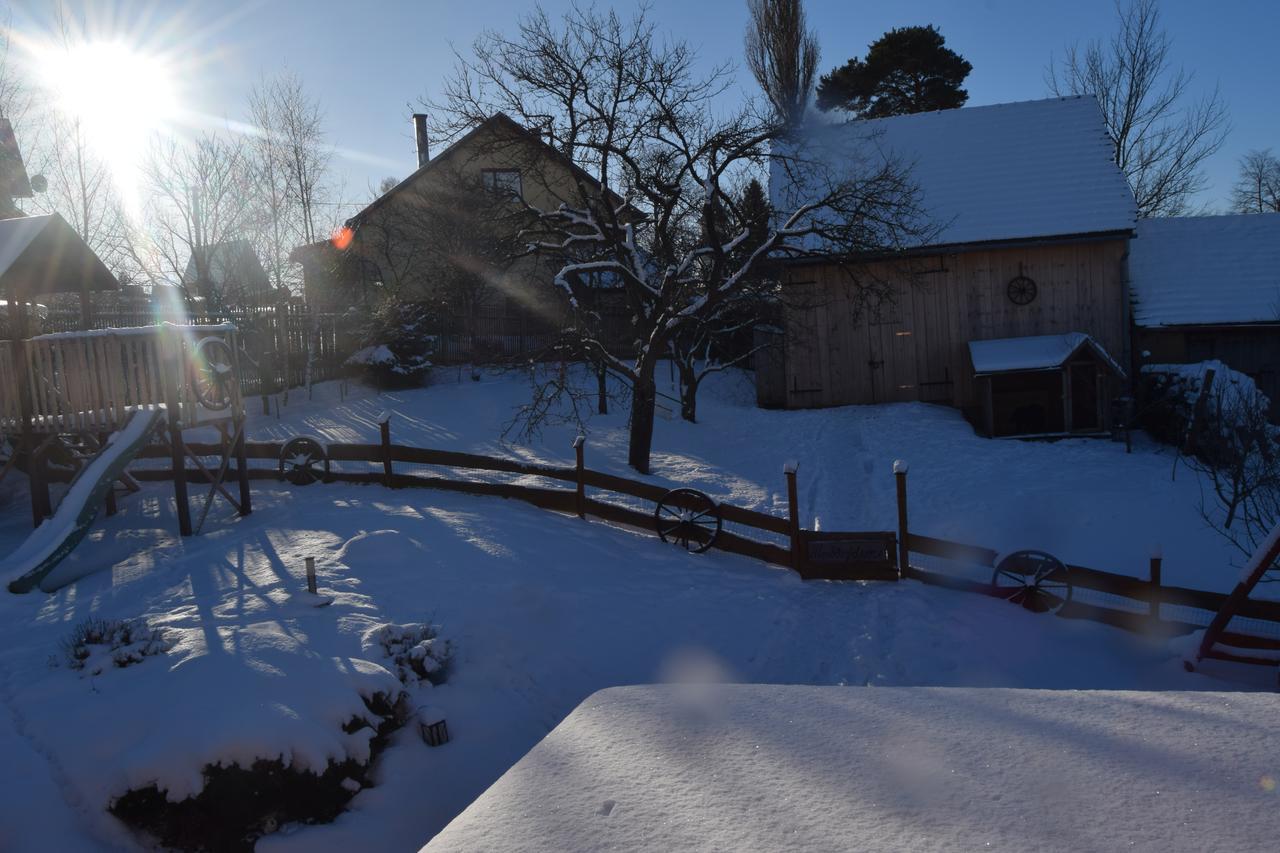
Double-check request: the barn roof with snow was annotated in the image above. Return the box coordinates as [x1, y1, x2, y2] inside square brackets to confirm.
[771, 95, 1136, 251]
[1129, 213, 1280, 327]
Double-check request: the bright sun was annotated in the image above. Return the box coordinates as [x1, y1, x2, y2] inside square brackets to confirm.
[36, 40, 180, 209]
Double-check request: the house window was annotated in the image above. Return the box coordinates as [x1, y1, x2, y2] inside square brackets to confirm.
[482, 169, 522, 200]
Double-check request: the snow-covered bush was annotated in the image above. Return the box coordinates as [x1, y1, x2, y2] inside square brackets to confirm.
[60, 617, 173, 675]
[345, 299, 435, 389]
[110, 689, 412, 852]
[1141, 361, 1275, 448]
[1143, 361, 1280, 555]
[363, 622, 453, 687]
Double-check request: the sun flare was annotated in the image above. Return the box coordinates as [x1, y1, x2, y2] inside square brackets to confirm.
[34, 39, 180, 211]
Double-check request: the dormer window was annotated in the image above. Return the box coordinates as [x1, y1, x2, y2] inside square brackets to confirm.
[482, 168, 522, 200]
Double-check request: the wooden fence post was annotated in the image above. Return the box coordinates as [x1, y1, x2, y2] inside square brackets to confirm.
[162, 328, 192, 537]
[573, 434, 586, 519]
[380, 412, 393, 487]
[785, 461, 801, 571]
[1149, 550, 1163, 628]
[894, 460, 909, 576]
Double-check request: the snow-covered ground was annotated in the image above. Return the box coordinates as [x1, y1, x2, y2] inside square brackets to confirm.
[245, 367, 1244, 591]
[426, 684, 1280, 852]
[0, 367, 1268, 851]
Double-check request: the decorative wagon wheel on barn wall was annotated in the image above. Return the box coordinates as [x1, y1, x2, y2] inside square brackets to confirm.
[279, 436, 330, 485]
[991, 549, 1073, 614]
[190, 336, 238, 411]
[654, 487, 722, 554]
[1006, 274, 1038, 306]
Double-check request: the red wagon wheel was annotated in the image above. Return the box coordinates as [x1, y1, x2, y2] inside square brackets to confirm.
[992, 550, 1073, 614]
[654, 488, 722, 554]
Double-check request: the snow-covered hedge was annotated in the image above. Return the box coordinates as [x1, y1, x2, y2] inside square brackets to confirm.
[346, 300, 436, 389]
[1140, 360, 1276, 449]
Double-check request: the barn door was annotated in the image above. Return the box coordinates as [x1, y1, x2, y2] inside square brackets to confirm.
[865, 289, 918, 403]
[785, 283, 826, 405]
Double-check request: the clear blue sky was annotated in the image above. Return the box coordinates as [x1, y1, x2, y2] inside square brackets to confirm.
[13, 0, 1280, 217]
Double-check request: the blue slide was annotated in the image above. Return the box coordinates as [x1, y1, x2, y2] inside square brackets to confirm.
[5, 409, 164, 594]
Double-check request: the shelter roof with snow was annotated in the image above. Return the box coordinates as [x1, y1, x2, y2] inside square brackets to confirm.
[0, 213, 117, 299]
[969, 332, 1124, 378]
[771, 95, 1137, 251]
[1129, 213, 1280, 328]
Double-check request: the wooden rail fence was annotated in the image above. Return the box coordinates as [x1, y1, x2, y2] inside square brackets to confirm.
[121, 435, 1280, 649]
[891, 464, 1280, 652]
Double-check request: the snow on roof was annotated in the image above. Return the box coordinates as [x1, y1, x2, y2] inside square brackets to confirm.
[0, 213, 118, 296]
[0, 214, 53, 276]
[772, 96, 1136, 250]
[968, 332, 1124, 376]
[1130, 214, 1280, 327]
[425, 684, 1280, 852]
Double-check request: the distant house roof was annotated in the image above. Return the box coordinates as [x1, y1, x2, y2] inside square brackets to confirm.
[345, 112, 631, 229]
[772, 95, 1137, 252]
[969, 332, 1124, 377]
[0, 118, 33, 205]
[1130, 214, 1280, 328]
[0, 214, 117, 298]
[182, 239, 271, 296]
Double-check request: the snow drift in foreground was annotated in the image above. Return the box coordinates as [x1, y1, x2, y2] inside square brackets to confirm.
[426, 684, 1280, 853]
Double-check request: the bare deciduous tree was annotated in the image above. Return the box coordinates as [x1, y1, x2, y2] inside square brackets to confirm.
[1046, 0, 1229, 218]
[745, 0, 820, 127]
[1231, 149, 1280, 214]
[430, 5, 926, 472]
[246, 73, 332, 296]
[133, 133, 256, 307]
[27, 111, 129, 270]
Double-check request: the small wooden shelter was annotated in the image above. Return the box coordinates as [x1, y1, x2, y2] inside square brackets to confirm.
[968, 332, 1125, 438]
[0, 213, 118, 334]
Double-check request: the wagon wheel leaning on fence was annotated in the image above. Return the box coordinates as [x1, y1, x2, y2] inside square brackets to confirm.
[991, 550, 1073, 614]
[190, 336, 238, 411]
[279, 436, 329, 485]
[654, 488, 722, 553]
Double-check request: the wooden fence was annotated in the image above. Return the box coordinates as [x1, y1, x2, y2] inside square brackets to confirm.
[120, 434, 1280, 649]
[891, 465, 1280, 651]
[40, 305, 347, 396]
[130, 427, 798, 569]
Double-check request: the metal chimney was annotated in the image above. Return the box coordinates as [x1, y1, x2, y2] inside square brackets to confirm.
[412, 114, 430, 169]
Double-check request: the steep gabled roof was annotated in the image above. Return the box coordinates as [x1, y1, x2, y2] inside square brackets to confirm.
[0, 213, 117, 298]
[772, 95, 1137, 251]
[1130, 213, 1280, 328]
[182, 239, 271, 294]
[348, 112, 627, 227]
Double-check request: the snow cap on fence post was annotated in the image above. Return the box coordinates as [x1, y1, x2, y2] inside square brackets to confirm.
[783, 459, 798, 475]
[377, 410, 392, 426]
[573, 434, 585, 449]
[893, 459, 908, 475]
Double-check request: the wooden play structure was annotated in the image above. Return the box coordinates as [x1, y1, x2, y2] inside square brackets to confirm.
[1, 323, 252, 591]
[0, 213, 253, 592]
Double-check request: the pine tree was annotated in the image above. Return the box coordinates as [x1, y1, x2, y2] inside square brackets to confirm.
[816, 25, 971, 118]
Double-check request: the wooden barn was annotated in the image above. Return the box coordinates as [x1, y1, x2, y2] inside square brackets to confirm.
[1129, 213, 1280, 417]
[758, 96, 1138, 437]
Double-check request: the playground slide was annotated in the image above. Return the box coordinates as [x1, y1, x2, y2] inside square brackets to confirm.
[5, 409, 165, 594]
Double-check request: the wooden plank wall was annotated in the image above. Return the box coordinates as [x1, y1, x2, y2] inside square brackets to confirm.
[782, 239, 1129, 414]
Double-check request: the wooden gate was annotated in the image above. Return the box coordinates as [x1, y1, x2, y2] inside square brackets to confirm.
[796, 530, 899, 581]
